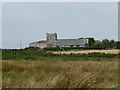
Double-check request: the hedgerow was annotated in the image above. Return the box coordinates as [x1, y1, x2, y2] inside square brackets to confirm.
[43, 47, 106, 51]
[2, 47, 118, 60]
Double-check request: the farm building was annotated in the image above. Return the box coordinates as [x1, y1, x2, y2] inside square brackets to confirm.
[29, 41, 47, 48]
[29, 33, 89, 48]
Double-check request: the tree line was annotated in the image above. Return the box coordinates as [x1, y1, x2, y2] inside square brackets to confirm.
[87, 38, 120, 49]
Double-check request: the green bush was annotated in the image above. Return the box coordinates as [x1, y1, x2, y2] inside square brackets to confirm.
[44, 47, 60, 51]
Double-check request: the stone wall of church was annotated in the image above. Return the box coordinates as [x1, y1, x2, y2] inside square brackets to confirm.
[46, 33, 57, 47]
[46, 33, 57, 41]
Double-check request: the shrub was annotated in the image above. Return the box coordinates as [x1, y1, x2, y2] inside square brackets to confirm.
[44, 47, 60, 51]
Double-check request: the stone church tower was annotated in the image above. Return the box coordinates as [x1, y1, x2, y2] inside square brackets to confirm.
[46, 33, 57, 47]
[46, 33, 57, 41]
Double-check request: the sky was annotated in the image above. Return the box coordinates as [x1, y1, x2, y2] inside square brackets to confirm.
[0, 3, 2, 49]
[2, 2, 118, 49]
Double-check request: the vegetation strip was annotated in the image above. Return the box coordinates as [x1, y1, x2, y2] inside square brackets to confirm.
[2, 48, 119, 60]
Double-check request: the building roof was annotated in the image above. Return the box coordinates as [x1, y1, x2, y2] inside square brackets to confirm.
[37, 41, 47, 44]
[52, 39, 88, 46]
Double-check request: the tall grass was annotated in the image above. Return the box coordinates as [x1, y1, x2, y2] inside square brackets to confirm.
[0, 49, 2, 89]
[2, 60, 118, 88]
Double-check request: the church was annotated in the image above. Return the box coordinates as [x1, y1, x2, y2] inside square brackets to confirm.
[29, 33, 89, 48]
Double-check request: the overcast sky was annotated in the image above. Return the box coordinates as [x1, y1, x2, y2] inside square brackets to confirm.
[0, 3, 2, 49]
[2, 2, 118, 49]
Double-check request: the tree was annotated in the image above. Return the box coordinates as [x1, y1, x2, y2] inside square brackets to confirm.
[115, 41, 120, 49]
[109, 39, 116, 49]
[86, 38, 95, 47]
[101, 39, 110, 49]
[78, 37, 84, 39]
[93, 43, 101, 47]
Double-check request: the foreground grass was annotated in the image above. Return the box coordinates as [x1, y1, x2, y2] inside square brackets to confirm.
[2, 60, 118, 88]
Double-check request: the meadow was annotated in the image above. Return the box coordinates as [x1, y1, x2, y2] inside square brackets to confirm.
[2, 48, 119, 88]
[2, 60, 118, 88]
[2, 48, 119, 61]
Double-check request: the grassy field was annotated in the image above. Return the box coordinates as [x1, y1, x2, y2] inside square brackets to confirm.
[53, 49, 119, 54]
[2, 48, 119, 88]
[2, 60, 118, 88]
[2, 48, 119, 61]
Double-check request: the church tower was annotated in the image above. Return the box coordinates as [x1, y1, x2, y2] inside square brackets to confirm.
[46, 33, 57, 42]
[46, 33, 57, 47]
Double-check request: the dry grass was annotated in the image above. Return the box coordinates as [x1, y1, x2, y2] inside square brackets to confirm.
[52, 49, 119, 54]
[2, 60, 118, 88]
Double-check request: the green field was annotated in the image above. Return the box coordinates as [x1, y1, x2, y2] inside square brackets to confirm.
[2, 48, 119, 61]
[2, 48, 119, 88]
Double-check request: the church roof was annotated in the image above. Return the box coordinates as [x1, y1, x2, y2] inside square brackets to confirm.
[52, 39, 88, 46]
[37, 41, 47, 44]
